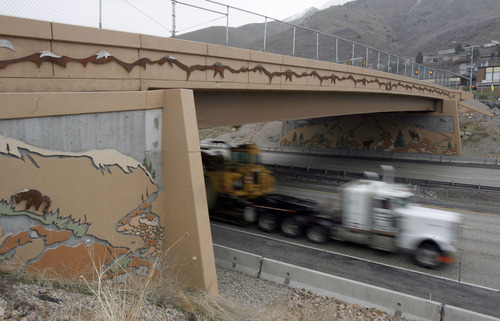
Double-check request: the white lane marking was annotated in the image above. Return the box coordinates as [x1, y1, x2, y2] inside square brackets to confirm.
[212, 223, 500, 293]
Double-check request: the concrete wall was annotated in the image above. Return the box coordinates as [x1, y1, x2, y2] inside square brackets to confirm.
[0, 109, 163, 187]
[0, 89, 218, 294]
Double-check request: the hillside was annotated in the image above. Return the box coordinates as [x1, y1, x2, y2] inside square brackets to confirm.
[179, 0, 500, 58]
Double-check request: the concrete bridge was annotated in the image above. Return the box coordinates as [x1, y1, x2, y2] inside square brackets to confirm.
[0, 15, 468, 293]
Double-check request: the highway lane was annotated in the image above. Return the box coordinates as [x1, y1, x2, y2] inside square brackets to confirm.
[209, 182, 500, 317]
[261, 151, 500, 188]
[211, 224, 500, 318]
[276, 184, 500, 291]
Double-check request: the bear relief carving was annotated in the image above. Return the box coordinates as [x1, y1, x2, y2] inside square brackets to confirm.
[14, 188, 51, 212]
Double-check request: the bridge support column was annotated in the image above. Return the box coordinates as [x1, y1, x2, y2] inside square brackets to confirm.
[439, 99, 462, 156]
[162, 89, 218, 294]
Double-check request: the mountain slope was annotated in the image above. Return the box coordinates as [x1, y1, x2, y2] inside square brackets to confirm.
[178, 0, 499, 58]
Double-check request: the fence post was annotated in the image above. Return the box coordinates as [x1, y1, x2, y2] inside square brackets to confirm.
[377, 51, 381, 70]
[225, 5, 229, 46]
[335, 38, 338, 63]
[99, 0, 102, 28]
[316, 33, 319, 60]
[292, 26, 296, 56]
[366, 47, 369, 68]
[263, 17, 268, 52]
[171, 0, 176, 38]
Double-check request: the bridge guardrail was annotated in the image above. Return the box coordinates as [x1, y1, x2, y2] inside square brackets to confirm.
[263, 145, 500, 166]
[266, 162, 500, 206]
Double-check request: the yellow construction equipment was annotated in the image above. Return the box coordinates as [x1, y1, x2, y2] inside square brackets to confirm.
[201, 141, 275, 209]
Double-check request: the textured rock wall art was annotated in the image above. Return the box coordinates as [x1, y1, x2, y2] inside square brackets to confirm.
[0, 136, 164, 279]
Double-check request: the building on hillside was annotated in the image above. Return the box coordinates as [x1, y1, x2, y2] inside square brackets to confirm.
[484, 40, 499, 48]
[477, 65, 500, 85]
[438, 49, 455, 55]
[459, 63, 475, 75]
[477, 60, 489, 68]
[453, 54, 470, 63]
[423, 54, 440, 64]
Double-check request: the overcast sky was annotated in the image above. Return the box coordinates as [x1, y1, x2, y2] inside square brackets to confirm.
[0, 0, 351, 36]
[222, 0, 350, 21]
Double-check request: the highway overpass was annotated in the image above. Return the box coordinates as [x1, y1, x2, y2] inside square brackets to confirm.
[0, 15, 469, 292]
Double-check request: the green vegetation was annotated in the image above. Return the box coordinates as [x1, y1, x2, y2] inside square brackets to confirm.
[415, 51, 423, 64]
[142, 158, 156, 180]
[0, 198, 90, 237]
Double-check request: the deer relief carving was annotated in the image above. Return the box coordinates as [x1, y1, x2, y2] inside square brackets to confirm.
[409, 130, 421, 142]
[363, 138, 374, 150]
[14, 188, 51, 212]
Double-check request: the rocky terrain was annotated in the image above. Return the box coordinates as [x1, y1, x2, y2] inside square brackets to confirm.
[0, 266, 409, 321]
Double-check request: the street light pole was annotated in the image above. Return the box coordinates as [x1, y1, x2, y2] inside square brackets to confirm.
[452, 41, 478, 93]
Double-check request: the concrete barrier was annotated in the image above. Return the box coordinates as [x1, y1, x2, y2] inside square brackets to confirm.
[213, 245, 500, 321]
[213, 244, 262, 277]
[259, 258, 442, 321]
[443, 305, 500, 321]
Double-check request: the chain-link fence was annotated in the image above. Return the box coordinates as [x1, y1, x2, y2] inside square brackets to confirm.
[0, 0, 467, 86]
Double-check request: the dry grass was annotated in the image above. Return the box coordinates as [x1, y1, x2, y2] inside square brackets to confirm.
[1, 236, 378, 321]
[0, 234, 289, 321]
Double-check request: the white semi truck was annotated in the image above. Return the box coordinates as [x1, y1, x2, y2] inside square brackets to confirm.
[246, 166, 462, 269]
[307, 171, 461, 268]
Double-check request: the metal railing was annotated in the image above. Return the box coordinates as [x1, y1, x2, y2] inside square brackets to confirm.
[0, 0, 464, 87]
[268, 163, 500, 206]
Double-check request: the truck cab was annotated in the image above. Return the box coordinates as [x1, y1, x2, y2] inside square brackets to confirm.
[329, 169, 462, 269]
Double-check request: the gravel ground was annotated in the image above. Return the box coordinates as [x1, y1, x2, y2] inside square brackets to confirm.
[0, 267, 408, 321]
[459, 100, 500, 158]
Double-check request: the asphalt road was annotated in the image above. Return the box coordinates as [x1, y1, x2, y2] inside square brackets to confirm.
[210, 152, 500, 316]
[211, 221, 500, 318]
[210, 177, 500, 318]
[274, 184, 500, 291]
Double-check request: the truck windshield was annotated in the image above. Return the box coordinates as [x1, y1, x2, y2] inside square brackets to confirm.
[232, 151, 248, 164]
[231, 151, 261, 165]
[391, 197, 410, 209]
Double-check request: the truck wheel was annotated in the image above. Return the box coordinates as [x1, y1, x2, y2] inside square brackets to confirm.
[257, 212, 278, 233]
[306, 225, 329, 244]
[413, 242, 443, 269]
[281, 217, 302, 238]
[243, 206, 257, 223]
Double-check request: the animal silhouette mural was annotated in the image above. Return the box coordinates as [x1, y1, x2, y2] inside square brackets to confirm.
[280, 114, 457, 156]
[14, 188, 51, 212]
[0, 136, 164, 279]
